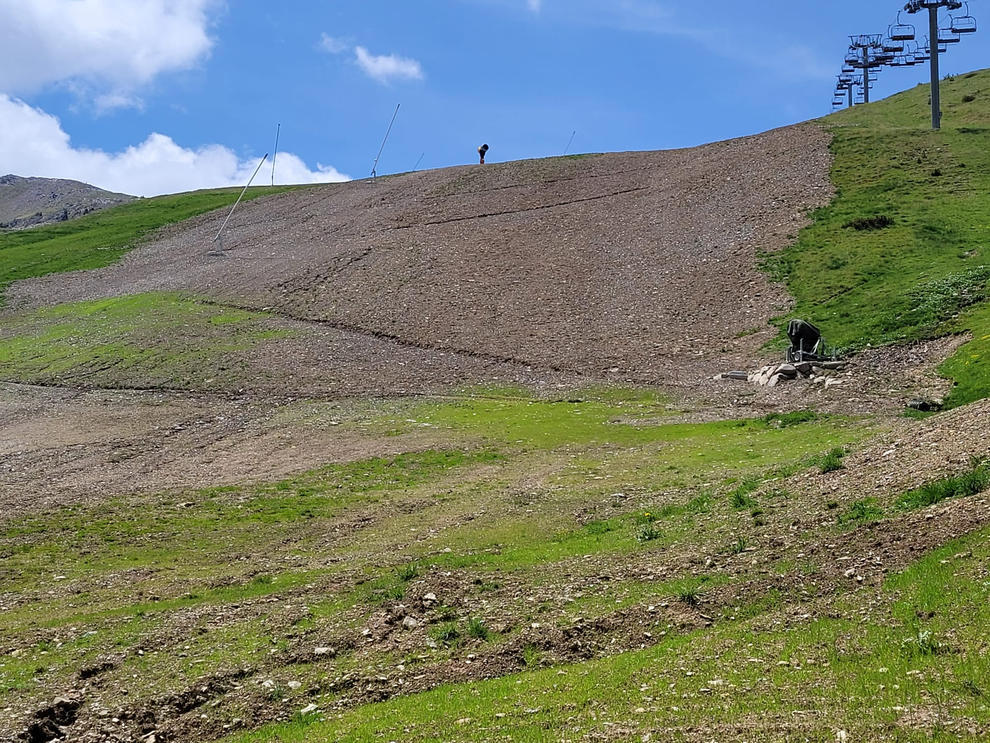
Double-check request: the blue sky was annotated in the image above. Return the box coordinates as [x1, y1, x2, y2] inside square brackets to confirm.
[0, 0, 986, 195]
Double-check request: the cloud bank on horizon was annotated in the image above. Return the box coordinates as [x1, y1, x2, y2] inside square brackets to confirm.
[0, 95, 347, 197]
[0, 0, 348, 196]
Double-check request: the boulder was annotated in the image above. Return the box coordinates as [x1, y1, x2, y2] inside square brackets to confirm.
[776, 364, 798, 379]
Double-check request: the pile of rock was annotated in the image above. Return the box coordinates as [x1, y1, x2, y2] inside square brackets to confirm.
[716, 360, 847, 388]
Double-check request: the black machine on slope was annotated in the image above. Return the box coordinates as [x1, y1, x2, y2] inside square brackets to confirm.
[785, 319, 835, 363]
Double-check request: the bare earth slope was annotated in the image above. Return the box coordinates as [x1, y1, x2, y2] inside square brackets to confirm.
[6, 124, 832, 385]
[0, 174, 134, 230]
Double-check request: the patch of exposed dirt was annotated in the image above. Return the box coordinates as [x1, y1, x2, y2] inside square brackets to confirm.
[0, 383, 450, 520]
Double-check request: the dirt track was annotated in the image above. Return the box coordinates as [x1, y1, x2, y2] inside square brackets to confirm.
[6, 124, 833, 386]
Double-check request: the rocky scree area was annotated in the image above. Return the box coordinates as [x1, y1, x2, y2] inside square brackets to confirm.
[0, 175, 134, 230]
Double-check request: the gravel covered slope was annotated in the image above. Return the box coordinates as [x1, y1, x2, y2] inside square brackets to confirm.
[5, 124, 833, 387]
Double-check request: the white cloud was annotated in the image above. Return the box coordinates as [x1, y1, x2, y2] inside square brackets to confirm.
[0, 95, 349, 197]
[319, 33, 424, 85]
[353, 46, 425, 84]
[0, 0, 217, 103]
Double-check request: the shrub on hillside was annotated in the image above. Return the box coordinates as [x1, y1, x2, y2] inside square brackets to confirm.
[843, 215, 894, 231]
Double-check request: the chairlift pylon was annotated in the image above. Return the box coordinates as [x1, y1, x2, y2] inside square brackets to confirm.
[950, 3, 977, 33]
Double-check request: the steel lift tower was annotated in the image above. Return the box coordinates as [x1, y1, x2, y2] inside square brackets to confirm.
[904, 0, 969, 129]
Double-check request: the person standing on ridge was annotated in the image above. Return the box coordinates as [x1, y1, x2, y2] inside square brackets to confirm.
[478, 143, 489, 164]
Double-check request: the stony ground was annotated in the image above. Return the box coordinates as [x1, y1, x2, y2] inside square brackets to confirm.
[5, 124, 832, 386]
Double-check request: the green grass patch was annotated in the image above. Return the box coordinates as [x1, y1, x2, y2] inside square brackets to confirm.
[896, 459, 990, 511]
[729, 477, 760, 508]
[0, 292, 282, 388]
[938, 304, 990, 408]
[0, 186, 295, 302]
[759, 410, 821, 428]
[363, 389, 849, 454]
[817, 447, 846, 474]
[837, 498, 884, 526]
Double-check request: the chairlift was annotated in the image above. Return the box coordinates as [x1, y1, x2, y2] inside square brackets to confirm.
[842, 65, 855, 74]
[950, 4, 977, 33]
[844, 50, 861, 66]
[938, 27, 961, 43]
[883, 37, 905, 53]
[890, 13, 916, 41]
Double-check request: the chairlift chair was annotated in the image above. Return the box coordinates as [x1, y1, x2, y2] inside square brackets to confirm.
[890, 12, 916, 41]
[883, 37, 905, 53]
[951, 4, 977, 33]
[938, 28, 961, 43]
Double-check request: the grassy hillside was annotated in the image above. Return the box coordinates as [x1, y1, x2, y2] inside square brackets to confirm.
[0, 186, 294, 303]
[767, 69, 990, 406]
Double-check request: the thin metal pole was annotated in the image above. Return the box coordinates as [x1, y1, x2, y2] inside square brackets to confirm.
[212, 153, 268, 249]
[413, 152, 425, 171]
[371, 103, 401, 179]
[563, 130, 576, 155]
[271, 123, 280, 186]
[862, 47, 870, 103]
[929, 6, 942, 129]
[848, 86, 853, 108]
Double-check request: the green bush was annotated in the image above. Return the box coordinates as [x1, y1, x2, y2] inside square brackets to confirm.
[818, 448, 846, 474]
[466, 617, 491, 640]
